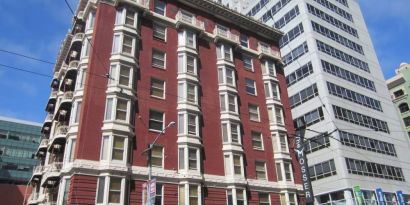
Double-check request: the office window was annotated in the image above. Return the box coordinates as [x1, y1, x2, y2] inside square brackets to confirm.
[252, 131, 263, 150]
[149, 110, 164, 131]
[255, 161, 267, 180]
[274, 6, 300, 29]
[242, 54, 253, 70]
[249, 104, 260, 121]
[259, 193, 270, 205]
[345, 158, 405, 181]
[394, 89, 404, 98]
[109, 63, 133, 87]
[309, 159, 337, 181]
[289, 84, 319, 108]
[240, 34, 248, 48]
[294, 107, 324, 129]
[339, 130, 397, 156]
[403, 117, 410, 127]
[153, 23, 166, 41]
[154, 0, 166, 15]
[286, 62, 313, 87]
[150, 78, 165, 99]
[245, 78, 256, 95]
[104, 98, 129, 122]
[152, 49, 166, 69]
[282, 42, 309, 66]
[218, 66, 236, 86]
[399, 103, 409, 113]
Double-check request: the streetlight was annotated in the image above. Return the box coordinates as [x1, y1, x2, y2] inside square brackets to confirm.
[143, 121, 175, 205]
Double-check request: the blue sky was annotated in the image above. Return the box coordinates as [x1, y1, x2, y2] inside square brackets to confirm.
[0, 0, 409, 123]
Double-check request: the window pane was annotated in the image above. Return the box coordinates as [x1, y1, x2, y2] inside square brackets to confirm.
[179, 185, 185, 205]
[97, 177, 105, 203]
[116, 99, 127, 121]
[109, 177, 122, 203]
[150, 78, 165, 98]
[179, 148, 185, 170]
[149, 110, 164, 131]
[112, 137, 124, 160]
[119, 65, 131, 86]
[105, 98, 113, 120]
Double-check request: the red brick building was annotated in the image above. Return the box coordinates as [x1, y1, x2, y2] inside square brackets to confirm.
[28, 0, 304, 204]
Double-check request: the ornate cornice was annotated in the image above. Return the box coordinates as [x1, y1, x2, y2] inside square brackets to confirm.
[177, 0, 283, 42]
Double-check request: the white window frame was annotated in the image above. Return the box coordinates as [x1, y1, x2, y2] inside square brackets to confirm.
[224, 153, 244, 177]
[216, 43, 233, 62]
[149, 110, 165, 132]
[242, 54, 253, 71]
[150, 145, 164, 168]
[70, 100, 82, 124]
[264, 81, 279, 100]
[85, 10, 96, 30]
[255, 161, 267, 180]
[272, 132, 289, 153]
[226, 188, 247, 205]
[75, 67, 87, 90]
[245, 78, 257, 96]
[104, 97, 130, 122]
[258, 192, 271, 205]
[178, 53, 198, 75]
[152, 49, 166, 69]
[178, 183, 201, 205]
[115, 7, 137, 28]
[99, 134, 129, 164]
[154, 0, 166, 16]
[276, 161, 294, 182]
[178, 146, 200, 172]
[81, 37, 92, 58]
[63, 137, 76, 165]
[96, 176, 127, 205]
[221, 121, 241, 144]
[248, 104, 260, 122]
[280, 192, 298, 205]
[112, 33, 136, 56]
[219, 92, 238, 113]
[178, 81, 198, 104]
[178, 29, 197, 49]
[57, 176, 71, 205]
[240, 34, 249, 48]
[109, 63, 133, 88]
[262, 60, 276, 77]
[251, 131, 264, 150]
[153, 23, 167, 41]
[150, 78, 166, 99]
[177, 112, 199, 136]
[218, 66, 236, 87]
[275, 106, 284, 125]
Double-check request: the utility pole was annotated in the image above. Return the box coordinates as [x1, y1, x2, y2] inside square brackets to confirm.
[143, 121, 175, 205]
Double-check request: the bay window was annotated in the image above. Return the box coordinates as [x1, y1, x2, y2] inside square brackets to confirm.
[178, 112, 199, 136]
[261, 60, 276, 77]
[109, 63, 133, 87]
[178, 82, 198, 104]
[227, 188, 247, 205]
[115, 8, 137, 28]
[219, 92, 238, 113]
[264, 81, 279, 100]
[104, 97, 130, 122]
[178, 53, 198, 75]
[221, 121, 241, 144]
[96, 176, 128, 204]
[112, 33, 135, 56]
[178, 146, 200, 172]
[178, 184, 201, 205]
[178, 29, 197, 49]
[216, 43, 233, 62]
[224, 153, 244, 177]
[100, 135, 129, 163]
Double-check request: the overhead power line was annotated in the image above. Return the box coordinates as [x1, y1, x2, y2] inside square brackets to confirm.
[0, 49, 55, 65]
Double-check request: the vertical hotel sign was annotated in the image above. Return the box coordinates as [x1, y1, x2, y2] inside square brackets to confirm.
[294, 128, 314, 204]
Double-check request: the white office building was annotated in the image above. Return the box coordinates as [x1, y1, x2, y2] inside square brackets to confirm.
[214, 0, 410, 204]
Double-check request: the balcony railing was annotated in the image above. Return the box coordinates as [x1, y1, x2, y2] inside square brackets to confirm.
[176, 10, 205, 31]
[72, 32, 84, 42]
[63, 91, 74, 101]
[45, 162, 63, 172]
[55, 125, 68, 136]
[213, 25, 239, 44]
[68, 60, 79, 69]
[33, 165, 44, 174]
[40, 139, 49, 147]
[258, 42, 281, 60]
[131, 0, 150, 9]
[45, 114, 54, 121]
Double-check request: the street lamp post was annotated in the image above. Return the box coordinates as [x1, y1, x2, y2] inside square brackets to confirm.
[143, 121, 175, 205]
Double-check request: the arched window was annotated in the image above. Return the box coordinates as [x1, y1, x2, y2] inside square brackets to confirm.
[399, 103, 409, 113]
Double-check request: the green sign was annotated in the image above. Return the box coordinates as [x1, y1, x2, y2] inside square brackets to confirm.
[353, 185, 365, 205]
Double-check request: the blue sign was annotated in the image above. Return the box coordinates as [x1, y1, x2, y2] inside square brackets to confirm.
[376, 188, 385, 205]
[397, 191, 406, 205]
